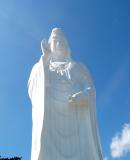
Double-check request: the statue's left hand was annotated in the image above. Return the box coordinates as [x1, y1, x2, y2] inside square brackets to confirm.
[68, 91, 88, 107]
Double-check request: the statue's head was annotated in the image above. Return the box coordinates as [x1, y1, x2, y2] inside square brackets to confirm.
[41, 28, 71, 58]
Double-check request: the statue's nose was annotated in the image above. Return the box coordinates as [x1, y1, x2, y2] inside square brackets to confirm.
[50, 39, 57, 52]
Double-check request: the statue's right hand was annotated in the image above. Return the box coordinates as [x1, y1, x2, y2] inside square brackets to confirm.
[41, 39, 51, 55]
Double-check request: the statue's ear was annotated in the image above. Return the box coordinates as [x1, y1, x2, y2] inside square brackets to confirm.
[41, 38, 51, 56]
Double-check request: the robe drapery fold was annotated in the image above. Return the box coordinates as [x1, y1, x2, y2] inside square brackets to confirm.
[27, 54, 103, 160]
[28, 55, 45, 160]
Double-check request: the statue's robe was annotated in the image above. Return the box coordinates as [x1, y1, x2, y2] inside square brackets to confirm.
[27, 54, 103, 160]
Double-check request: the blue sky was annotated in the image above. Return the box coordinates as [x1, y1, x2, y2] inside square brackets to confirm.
[0, 0, 130, 159]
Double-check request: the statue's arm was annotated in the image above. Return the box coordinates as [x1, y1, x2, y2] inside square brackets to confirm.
[78, 62, 95, 92]
[68, 62, 95, 103]
[28, 38, 50, 100]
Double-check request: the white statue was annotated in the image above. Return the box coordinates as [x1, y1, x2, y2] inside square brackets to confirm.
[27, 28, 103, 160]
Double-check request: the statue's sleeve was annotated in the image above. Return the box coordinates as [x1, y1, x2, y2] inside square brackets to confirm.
[27, 57, 45, 160]
[77, 62, 103, 160]
[27, 62, 39, 100]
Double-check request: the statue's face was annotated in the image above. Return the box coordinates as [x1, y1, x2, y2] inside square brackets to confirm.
[48, 28, 70, 57]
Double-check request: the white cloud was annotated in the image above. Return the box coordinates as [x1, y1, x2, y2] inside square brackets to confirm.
[110, 123, 130, 158]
